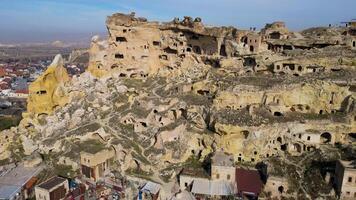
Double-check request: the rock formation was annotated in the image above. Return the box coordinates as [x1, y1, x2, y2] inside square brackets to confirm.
[25, 55, 70, 118]
[0, 13, 355, 199]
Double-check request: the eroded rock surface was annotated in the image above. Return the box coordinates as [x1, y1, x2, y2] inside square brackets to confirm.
[1, 12, 356, 199]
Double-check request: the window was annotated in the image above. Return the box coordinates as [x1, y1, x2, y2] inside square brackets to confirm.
[116, 37, 127, 42]
[348, 177, 352, 182]
[307, 136, 311, 141]
[185, 182, 188, 187]
[153, 41, 160, 46]
[216, 174, 220, 179]
[115, 53, 124, 59]
[227, 174, 231, 180]
[346, 191, 350, 196]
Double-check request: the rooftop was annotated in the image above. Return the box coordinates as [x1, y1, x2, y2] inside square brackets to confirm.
[191, 179, 234, 196]
[140, 181, 161, 195]
[0, 163, 42, 199]
[211, 151, 234, 167]
[37, 176, 67, 190]
[235, 168, 263, 195]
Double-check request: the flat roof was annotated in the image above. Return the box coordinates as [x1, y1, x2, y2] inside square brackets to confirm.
[0, 163, 42, 199]
[37, 177, 67, 190]
[211, 151, 234, 167]
[191, 179, 234, 196]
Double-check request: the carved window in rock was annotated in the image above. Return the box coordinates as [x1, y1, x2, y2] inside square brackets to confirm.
[36, 90, 47, 95]
[164, 47, 178, 54]
[320, 132, 332, 144]
[97, 63, 103, 69]
[159, 55, 168, 60]
[220, 45, 227, 56]
[193, 46, 202, 54]
[111, 64, 119, 69]
[115, 53, 124, 59]
[153, 41, 161, 46]
[116, 37, 127, 42]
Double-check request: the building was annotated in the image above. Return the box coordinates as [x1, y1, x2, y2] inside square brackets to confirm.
[80, 147, 115, 181]
[0, 163, 42, 200]
[211, 151, 236, 184]
[334, 160, 356, 199]
[138, 182, 161, 200]
[179, 168, 210, 190]
[235, 168, 263, 199]
[179, 151, 237, 198]
[35, 177, 69, 200]
[243, 33, 263, 53]
[191, 179, 235, 198]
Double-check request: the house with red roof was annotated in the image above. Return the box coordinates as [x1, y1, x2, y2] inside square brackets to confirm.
[14, 89, 29, 98]
[236, 168, 263, 199]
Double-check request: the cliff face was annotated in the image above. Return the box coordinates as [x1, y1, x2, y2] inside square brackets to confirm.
[1, 12, 356, 199]
[26, 55, 70, 117]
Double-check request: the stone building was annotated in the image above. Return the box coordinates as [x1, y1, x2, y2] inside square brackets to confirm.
[261, 21, 291, 40]
[211, 151, 236, 184]
[335, 160, 356, 199]
[35, 177, 69, 200]
[241, 33, 263, 53]
[179, 168, 210, 190]
[80, 147, 115, 182]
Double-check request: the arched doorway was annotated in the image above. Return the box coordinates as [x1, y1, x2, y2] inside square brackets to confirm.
[193, 46, 201, 54]
[320, 132, 332, 144]
[277, 137, 282, 143]
[278, 186, 284, 193]
[292, 143, 302, 153]
[220, 44, 227, 56]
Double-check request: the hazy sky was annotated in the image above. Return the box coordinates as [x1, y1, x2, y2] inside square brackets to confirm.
[0, 0, 355, 43]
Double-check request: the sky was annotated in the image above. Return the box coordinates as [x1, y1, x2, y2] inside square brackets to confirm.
[0, 0, 355, 43]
